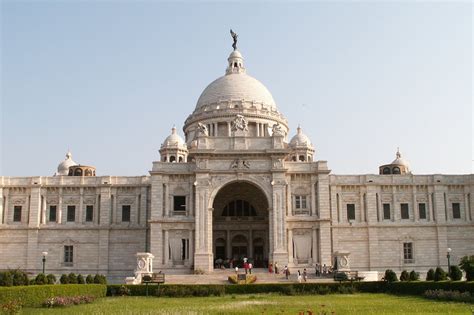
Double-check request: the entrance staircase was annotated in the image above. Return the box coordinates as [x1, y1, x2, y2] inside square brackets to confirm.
[164, 268, 336, 284]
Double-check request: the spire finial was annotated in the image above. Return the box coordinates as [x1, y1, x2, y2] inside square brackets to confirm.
[171, 125, 177, 134]
[297, 124, 302, 134]
[230, 29, 238, 51]
[66, 149, 72, 159]
[396, 147, 401, 159]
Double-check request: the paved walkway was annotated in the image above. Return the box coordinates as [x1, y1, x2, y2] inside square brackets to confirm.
[164, 269, 336, 284]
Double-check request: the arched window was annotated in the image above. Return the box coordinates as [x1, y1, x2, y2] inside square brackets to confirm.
[382, 167, 391, 174]
[299, 155, 305, 161]
[178, 156, 183, 162]
[74, 168, 83, 176]
[392, 167, 401, 174]
[222, 200, 257, 217]
[292, 156, 297, 161]
[234, 62, 238, 68]
[169, 156, 176, 163]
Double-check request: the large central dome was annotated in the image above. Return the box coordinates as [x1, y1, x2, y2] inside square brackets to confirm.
[195, 50, 277, 111]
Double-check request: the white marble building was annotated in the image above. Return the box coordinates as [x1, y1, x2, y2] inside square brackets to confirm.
[1, 45, 473, 282]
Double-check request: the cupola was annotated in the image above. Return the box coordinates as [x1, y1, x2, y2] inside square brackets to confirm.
[288, 126, 315, 162]
[379, 148, 411, 175]
[54, 151, 77, 176]
[160, 126, 188, 162]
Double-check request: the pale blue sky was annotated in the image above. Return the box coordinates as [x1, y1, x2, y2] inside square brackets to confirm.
[1, 1, 472, 176]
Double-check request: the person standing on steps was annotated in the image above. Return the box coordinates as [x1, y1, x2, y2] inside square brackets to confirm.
[297, 270, 302, 283]
[303, 268, 308, 282]
[248, 262, 253, 274]
[274, 262, 279, 274]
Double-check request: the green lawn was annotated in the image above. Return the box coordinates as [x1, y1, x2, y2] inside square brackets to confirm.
[21, 294, 473, 314]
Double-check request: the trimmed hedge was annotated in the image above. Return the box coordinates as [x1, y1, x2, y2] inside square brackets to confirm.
[0, 284, 107, 307]
[107, 281, 474, 298]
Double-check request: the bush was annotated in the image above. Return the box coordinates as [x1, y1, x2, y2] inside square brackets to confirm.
[11, 270, 29, 286]
[0, 272, 13, 287]
[93, 274, 107, 285]
[43, 295, 96, 308]
[77, 275, 85, 284]
[0, 284, 106, 307]
[227, 275, 257, 284]
[424, 289, 473, 303]
[59, 274, 69, 284]
[426, 269, 435, 281]
[384, 270, 398, 283]
[399, 270, 409, 281]
[34, 273, 47, 285]
[459, 255, 474, 281]
[67, 273, 78, 284]
[86, 275, 94, 284]
[1, 299, 22, 315]
[46, 274, 56, 285]
[434, 267, 447, 282]
[449, 266, 463, 281]
[409, 270, 419, 281]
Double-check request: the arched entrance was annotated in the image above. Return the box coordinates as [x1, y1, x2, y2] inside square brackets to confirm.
[212, 181, 269, 268]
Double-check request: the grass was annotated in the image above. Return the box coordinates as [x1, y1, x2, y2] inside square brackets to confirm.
[21, 293, 473, 314]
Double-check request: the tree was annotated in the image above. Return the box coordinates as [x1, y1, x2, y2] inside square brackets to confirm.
[434, 267, 447, 281]
[46, 274, 56, 284]
[0, 271, 13, 286]
[77, 274, 85, 284]
[86, 274, 94, 284]
[34, 273, 47, 285]
[409, 270, 419, 281]
[400, 270, 410, 281]
[59, 274, 69, 284]
[449, 265, 463, 281]
[67, 273, 78, 284]
[426, 268, 435, 281]
[459, 255, 474, 281]
[384, 269, 398, 282]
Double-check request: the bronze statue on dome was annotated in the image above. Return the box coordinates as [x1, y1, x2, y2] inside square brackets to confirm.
[230, 29, 238, 50]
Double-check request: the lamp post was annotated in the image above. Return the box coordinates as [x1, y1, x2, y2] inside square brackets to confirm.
[42, 251, 48, 274]
[447, 248, 452, 278]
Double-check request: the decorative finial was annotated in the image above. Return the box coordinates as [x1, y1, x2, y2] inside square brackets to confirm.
[396, 147, 401, 159]
[171, 126, 177, 134]
[66, 150, 72, 159]
[297, 124, 302, 134]
[230, 29, 238, 51]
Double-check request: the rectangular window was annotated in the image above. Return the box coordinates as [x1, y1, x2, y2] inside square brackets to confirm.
[49, 205, 57, 222]
[173, 196, 186, 212]
[122, 205, 131, 222]
[383, 203, 391, 220]
[67, 206, 76, 222]
[418, 203, 427, 219]
[13, 206, 22, 222]
[347, 204, 355, 221]
[452, 203, 461, 219]
[403, 242, 414, 263]
[85, 205, 94, 222]
[400, 203, 409, 219]
[295, 196, 307, 209]
[64, 245, 74, 265]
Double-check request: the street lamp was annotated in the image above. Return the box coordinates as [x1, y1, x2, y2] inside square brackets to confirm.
[447, 248, 452, 278]
[42, 251, 48, 274]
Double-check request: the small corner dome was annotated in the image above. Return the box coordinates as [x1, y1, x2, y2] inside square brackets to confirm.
[161, 127, 187, 149]
[290, 126, 313, 148]
[55, 151, 77, 176]
[391, 149, 410, 169]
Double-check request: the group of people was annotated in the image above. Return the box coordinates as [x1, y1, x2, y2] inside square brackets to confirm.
[268, 262, 308, 282]
[314, 263, 333, 276]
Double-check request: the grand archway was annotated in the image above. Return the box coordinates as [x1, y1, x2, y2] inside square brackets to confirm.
[212, 181, 269, 268]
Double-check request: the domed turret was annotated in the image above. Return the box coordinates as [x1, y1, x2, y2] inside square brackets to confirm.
[379, 148, 411, 175]
[160, 126, 188, 162]
[288, 126, 315, 162]
[55, 151, 77, 176]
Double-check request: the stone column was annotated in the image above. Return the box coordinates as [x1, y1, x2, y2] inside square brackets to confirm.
[58, 188, 63, 224]
[271, 177, 288, 265]
[256, 123, 260, 137]
[163, 183, 169, 217]
[28, 187, 41, 228]
[287, 229, 293, 264]
[189, 229, 194, 264]
[135, 193, 140, 225]
[164, 229, 169, 265]
[0, 188, 4, 224]
[312, 227, 318, 264]
[413, 186, 418, 222]
[249, 229, 253, 259]
[79, 188, 84, 224]
[193, 175, 213, 272]
[319, 222, 332, 267]
[2, 189, 8, 224]
[227, 122, 231, 136]
[311, 178, 317, 216]
[359, 190, 365, 223]
[226, 229, 231, 259]
[41, 195, 46, 224]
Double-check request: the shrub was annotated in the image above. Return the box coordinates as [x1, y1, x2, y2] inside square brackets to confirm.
[399, 270, 409, 281]
[77, 275, 85, 284]
[86, 275, 94, 284]
[423, 289, 473, 303]
[93, 274, 107, 284]
[227, 275, 257, 284]
[34, 273, 47, 285]
[1, 299, 22, 315]
[46, 274, 56, 285]
[426, 269, 435, 281]
[11, 270, 29, 286]
[59, 274, 69, 284]
[0, 272, 13, 287]
[449, 266, 463, 281]
[409, 270, 419, 281]
[0, 284, 106, 307]
[67, 273, 78, 284]
[384, 270, 398, 283]
[434, 267, 447, 281]
[43, 295, 96, 308]
[459, 255, 474, 281]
